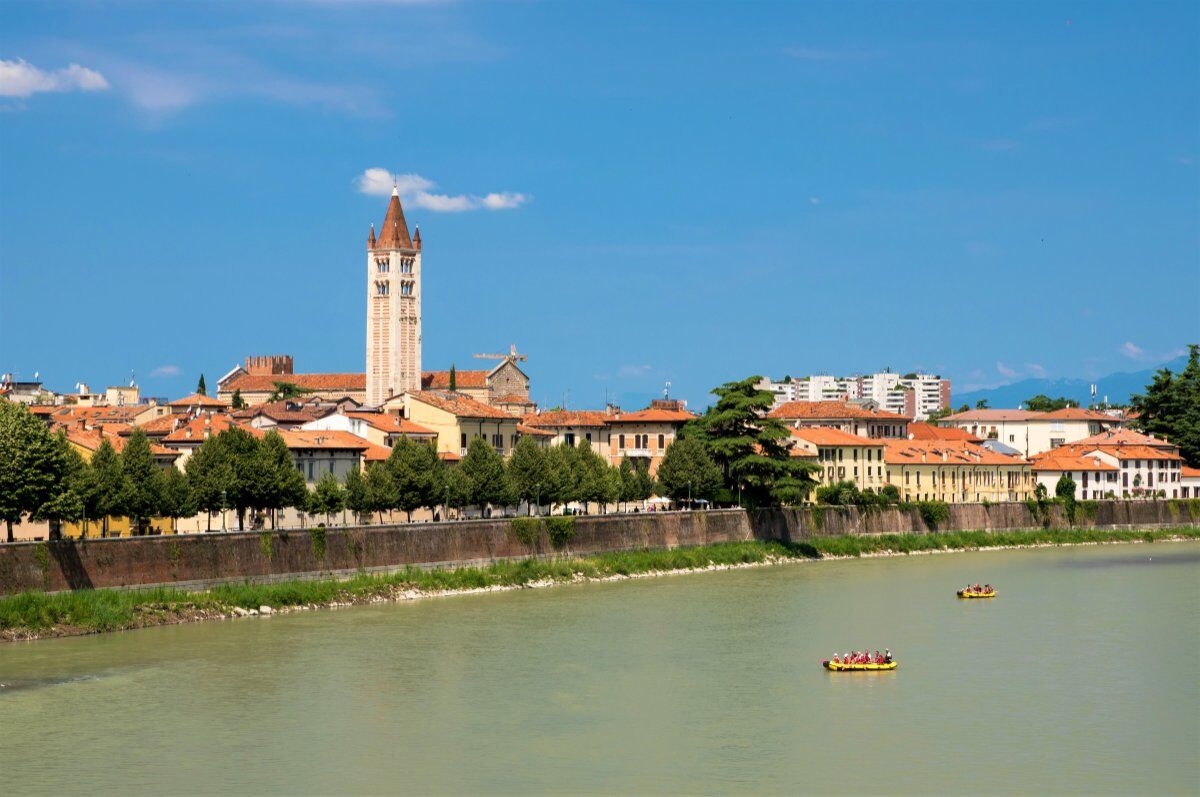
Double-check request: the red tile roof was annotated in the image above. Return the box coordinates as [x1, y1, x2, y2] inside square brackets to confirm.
[521, 409, 612, 428]
[409, 390, 515, 419]
[278, 430, 387, 458]
[345, 411, 436, 436]
[908, 422, 982, 442]
[516, 423, 556, 437]
[883, 439, 1028, 466]
[221, 372, 366, 393]
[789, 426, 883, 447]
[1041, 408, 1121, 422]
[1030, 453, 1118, 472]
[66, 427, 181, 459]
[163, 414, 259, 444]
[1182, 466, 1200, 478]
[1070, 428, 1175, 449]
[169, 393, 228, 409]
[768, 400, 910, 422]
[608, 407, 695, 424]
[493, 393, 535, 406]
[421, 370, 488, 390]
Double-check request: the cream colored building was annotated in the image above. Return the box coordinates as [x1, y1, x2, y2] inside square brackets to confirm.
[883, 439, 1033, 504]
[788, 427, 887, 492]
[604, 402, 695, 475]
[938, 408, 1121, 458]
[767, 400, 909, 438]
[399, 390, 521, 458]
[366, 187, 423, 405]
[301, 410, 437, 448]
[1039, 428, 1186, 498]
[1030, 452, 1120, 500]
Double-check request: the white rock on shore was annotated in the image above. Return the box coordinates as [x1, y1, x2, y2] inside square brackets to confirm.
[259, 606, 273, 616]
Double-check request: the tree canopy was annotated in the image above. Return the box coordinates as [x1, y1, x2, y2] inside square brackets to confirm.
[656, 437, 721, 503]
[1131, 343, 1200, 466]
[1024, 394, 1079, 412]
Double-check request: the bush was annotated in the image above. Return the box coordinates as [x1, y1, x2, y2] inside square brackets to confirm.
[915, 500, 950, 530]
[545, 516, 576, 549]
[510, 517, 542, 551]
[879, 485, 900, 504]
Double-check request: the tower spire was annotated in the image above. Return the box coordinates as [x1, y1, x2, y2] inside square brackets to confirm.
[367, 223, 376, 248]
[376, 187, 413, 249]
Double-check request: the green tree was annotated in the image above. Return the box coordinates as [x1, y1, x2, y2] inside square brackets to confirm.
[460, 437, 511, 514]
[537, 443, 571, 512]
[633, 460, 656, 504]
[268, 381, 313, 402]
[185, 435, 232, 531]
[617, 457, 637, 511]
[161, 465, 197, 529]
[1131, 343, 1200, 466]
[0, 402, 76, 541]
[231, 389, 247, 410]
[441, 464, 472, 519]
[879, 484, 901, 504]
[448, 364, 457, 392]
[88, 438, 125, 537]
[196, 374, 207, 396]
[388, 436, 441, 521]
[307, 473, 345, 524]
[1055, 473, 1076, 501]
[33, 440, 87, 538]
[508, 436, 550, 514]
[344, 467, 371, 523]
[120, 430, 165, 535]
[656, 437, 722, 504]
[686, 376, 818, 506]
[572, 438, 615, 514]
[975, 399, 990, 410]
[365, 462, 399, 523]
[1024, 394, 1079, 412]
[257, 431, 307, 528]
[215, 426, 263, 530]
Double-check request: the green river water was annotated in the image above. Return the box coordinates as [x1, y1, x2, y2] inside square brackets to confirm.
[1, 542, 1198, 795]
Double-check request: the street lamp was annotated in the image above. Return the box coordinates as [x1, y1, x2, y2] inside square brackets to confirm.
[687, 481, 692, 510]
[221, 489, 227, 532]
[535, 483, 541, 517]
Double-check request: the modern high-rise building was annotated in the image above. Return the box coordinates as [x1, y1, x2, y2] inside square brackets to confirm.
[757, 371, 951, 420]
[366, 187, 423, 406]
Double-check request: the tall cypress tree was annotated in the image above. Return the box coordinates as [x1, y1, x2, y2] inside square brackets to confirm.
[196, 374, 207, 396]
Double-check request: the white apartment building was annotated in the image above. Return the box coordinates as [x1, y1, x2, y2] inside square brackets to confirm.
[757, 371, 950, 419]
[939, 408, 1122, 458]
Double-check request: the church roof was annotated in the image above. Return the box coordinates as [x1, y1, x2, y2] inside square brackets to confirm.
[374, 187, 413, 249]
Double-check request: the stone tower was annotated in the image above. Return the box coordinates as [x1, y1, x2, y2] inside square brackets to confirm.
[366, 186, 423, 406]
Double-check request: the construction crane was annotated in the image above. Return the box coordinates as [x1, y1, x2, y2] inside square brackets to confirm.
[473, 343, 527, 365]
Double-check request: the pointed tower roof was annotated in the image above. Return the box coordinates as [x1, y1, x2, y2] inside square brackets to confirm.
[413, 225, 422, 250]
[367, 224, 376, 248]
[375, 186, 413, 249]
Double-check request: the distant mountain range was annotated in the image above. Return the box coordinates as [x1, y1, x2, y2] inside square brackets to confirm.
[953, 356, 1187, 409]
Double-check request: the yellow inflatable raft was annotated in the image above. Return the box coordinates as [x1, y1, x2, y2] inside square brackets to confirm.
[822, 660, 898, 672]
[956, 590, 996, 599]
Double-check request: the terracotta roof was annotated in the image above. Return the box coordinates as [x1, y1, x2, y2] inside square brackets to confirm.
[409, 390, 515, 419]
[169, 393, 228, 409]
[768, 400, 910, 422]
[789, 426, 883, 447]
[516, 423, 556, 437]
[940, 409, 1040, 422]
[908, 423, 982, 442]
[220, 372, 366, 393]
[1041, 408, 1121, 422]
[279, 429, 376, 451]
[1068, 444, 1183, 462]
[49, 405, 150, 424]
[493, 393, 535, 405]
[66, 427, 180, 459]
[374, 188, 413, 250]
[237, 399, 329, 424]
[883, 439, 1029, 467]
[608, 407, 696, 424]
[421, 370, 488, 390]
[345, 411, 436, 436]
[137, 414, 183, 436]
[28, 405, 57, 416]
[438, 451, 462, 462]
[1182, 466, 1200, 478]
[1069, 428, 1176, 449]
[1030, 453, 1117, 472]
[163, 414, 259, 444]
[522, 409, 612, 428]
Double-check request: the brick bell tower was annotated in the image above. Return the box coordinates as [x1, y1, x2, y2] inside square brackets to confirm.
[366, 186, 423, 406]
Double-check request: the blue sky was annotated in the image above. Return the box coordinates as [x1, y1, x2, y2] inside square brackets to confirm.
[1, 1, 1197, 409]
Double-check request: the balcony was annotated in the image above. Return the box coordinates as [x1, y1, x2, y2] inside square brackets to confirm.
[622, 448, 655, 458]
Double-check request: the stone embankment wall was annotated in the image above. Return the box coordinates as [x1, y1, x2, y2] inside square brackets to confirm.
[0, 501, 1196, 595]
[750, 499, 1200, 542]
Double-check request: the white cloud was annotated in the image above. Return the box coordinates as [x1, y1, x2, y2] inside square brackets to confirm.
[996, 361, 1018, 379]
[0, 58, 109, 98]
[618, 364, 653, 378]
[1026, 363, 1047, 378]
[1120, 341, 1145, 360]
[355, 168, 529, 212]
[150, 365, 181, 377]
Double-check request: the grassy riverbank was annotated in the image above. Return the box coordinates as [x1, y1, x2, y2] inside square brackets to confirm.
[3, 527, 1199, 640]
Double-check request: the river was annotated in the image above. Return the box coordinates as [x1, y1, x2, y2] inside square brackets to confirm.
[2, 541, 1198, 795]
